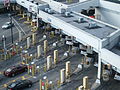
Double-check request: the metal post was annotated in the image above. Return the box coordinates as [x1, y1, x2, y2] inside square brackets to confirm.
[66, 61, 71, 78]
[54, 50, 58, 65]
[78, 85, 84, 90]
[44, 40, 48, 57]
[96, 52, 102, 84]
[27, 65, 30, 74]
[32, 33, 36, 45]
[27, 37, 30, 49]
[32, 64, 36, 76]
[47, 55, 52, 70]
[19, 31, 22, 42]
[37, 45, 42, 58]
[83, 76, 89, 89]
[40, 79, 42, 90]
[45, 79, 49, 90]
[2, 35, 6, 52]
[60, 68, 65, 84]
[2, 35, 7, 60]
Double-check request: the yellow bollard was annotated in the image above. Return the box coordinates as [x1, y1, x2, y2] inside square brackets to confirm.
[24, 45, 27, 50]
[12, 5, 14, 11]
[40, 79, 42, 90]
[25, 53, 29, 64]
[22, 13, 25, 18]
[36, 66, 40, 74]
[16, 46, 19, 54]
[2, 54, 4, 60]
[37, 45, 42, 58]
[83, 76, 89, 89]
[32, 64, 36, 76]
[57, 80, 60, 88]
[19, 46, 23, 53]
[44, 40, 48, 57]
[31, 21, 33, 26]
[24, 16, 31, 24]
[60, 69, 65, 85]
[44, 64, 47, 72]
[27, 16, 30, 21]
[27, 65, 30, 74]
[47, 55, 52, 70]
[4, 54, 6, 60]
[18, 9, 22, 16]
[54, 50, 58, 65]
[32, 33, 36, 45]
[66, 61, 71, 78]
[50, 31, 55, 38]
[27, 37, 31, 49]
[30, 54, 33, 61]
[19, 13, 26, 20]
[78, 85, 84, 90]
[45, 79, 49, 90]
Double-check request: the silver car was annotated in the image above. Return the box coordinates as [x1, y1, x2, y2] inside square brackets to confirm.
[2, 22, 14, 29]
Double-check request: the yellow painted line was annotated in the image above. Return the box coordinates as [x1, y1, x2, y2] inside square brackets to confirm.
[0, 71, 3, 74]
[21, 76, 25, 80]
[17, 61, 25, 65]
[24, 21, 31, 24]
[12, 80, 16, 82]
[25, 75, 33, 79]
[3, 84, 7, 88]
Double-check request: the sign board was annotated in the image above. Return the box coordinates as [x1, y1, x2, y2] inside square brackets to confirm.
[28, 5, 33, 12]
[86, 46, 93, 54]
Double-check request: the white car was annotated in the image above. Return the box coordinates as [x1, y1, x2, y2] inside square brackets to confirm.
[2, 22, 14, 29]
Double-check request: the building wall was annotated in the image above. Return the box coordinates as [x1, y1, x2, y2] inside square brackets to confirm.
[102, 30, 120, 49]
[101, 48, 120, 73]
[0, 0, 16, 4]
[68, 0, 99, 12]
[98, 0, 120, 28]
[41, 0, 68, 13]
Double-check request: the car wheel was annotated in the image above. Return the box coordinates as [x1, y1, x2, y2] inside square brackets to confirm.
[28, 84, 32, 88]
[12, 73, 15, 77]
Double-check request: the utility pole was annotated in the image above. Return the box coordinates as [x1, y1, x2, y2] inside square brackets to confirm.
[2, 35, 6, 52]
[9, 14, 14, 44]
[2, 35, 7, 60]
[8, 3, 14, 44]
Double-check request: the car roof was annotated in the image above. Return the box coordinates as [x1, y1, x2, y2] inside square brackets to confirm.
[5, 22, 11, 24]
[6, 64, 26, 71]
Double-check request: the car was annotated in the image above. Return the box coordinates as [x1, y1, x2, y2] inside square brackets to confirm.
[7, 79, 32, 90]
[2, 22, 14, 29]
[4, 64, 27, 77]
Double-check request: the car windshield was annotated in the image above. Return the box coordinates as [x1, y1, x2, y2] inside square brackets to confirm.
[6, 68, 12, 72]
[5, 22, 10, 25]
[10, 83, 16, 87]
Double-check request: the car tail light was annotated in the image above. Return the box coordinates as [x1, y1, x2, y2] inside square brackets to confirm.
[9, 89, 12, 90]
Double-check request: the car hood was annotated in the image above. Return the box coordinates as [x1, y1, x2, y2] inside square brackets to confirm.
[2, 25, 8, 28]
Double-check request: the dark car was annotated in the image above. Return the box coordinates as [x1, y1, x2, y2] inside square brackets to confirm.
[7, 79, 32, 90]
[2, 22, 14, 29]
[4, 64, 27, 77]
